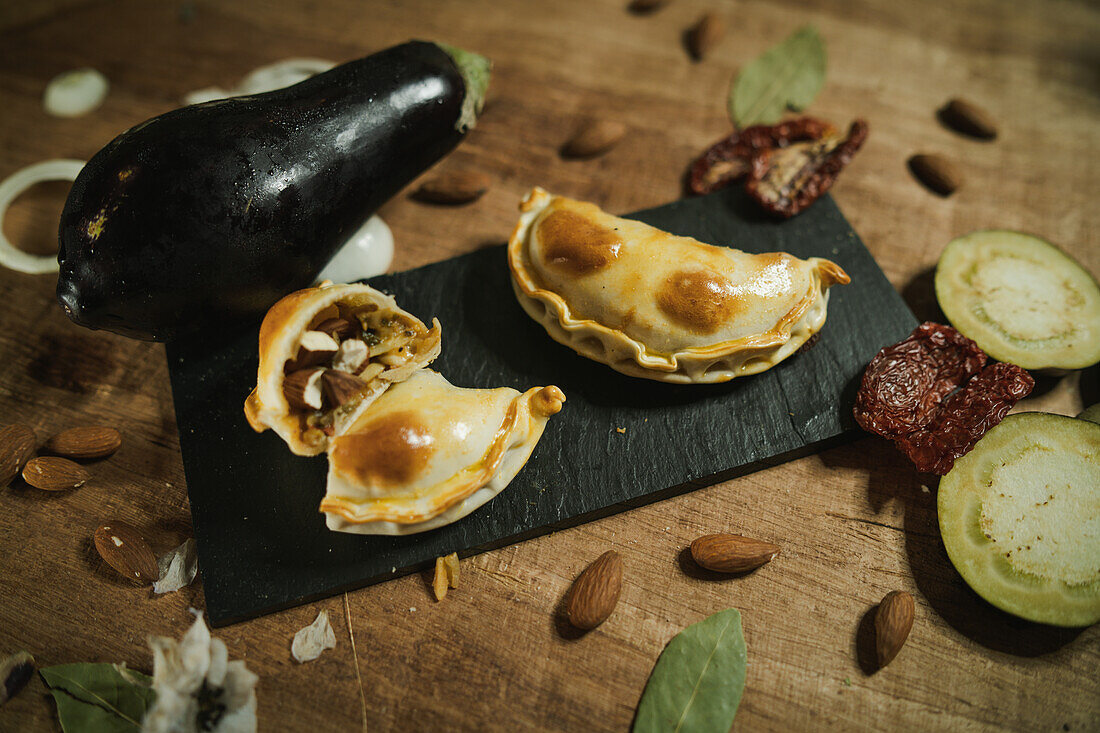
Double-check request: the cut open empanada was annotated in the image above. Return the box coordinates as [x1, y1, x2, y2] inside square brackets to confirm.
[244, 282, 441, 456]
[507, 188, 850, 383]
[322, 369, 566, 535]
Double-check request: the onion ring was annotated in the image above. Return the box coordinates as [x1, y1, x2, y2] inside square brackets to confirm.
[184, 58, 335, 105]
[0, 159, 84, 275]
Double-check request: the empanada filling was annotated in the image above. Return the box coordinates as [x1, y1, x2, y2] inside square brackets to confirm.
[281, 301, 433, 444]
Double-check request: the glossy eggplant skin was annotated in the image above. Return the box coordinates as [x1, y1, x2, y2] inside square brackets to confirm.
[58, 41, 477, 341]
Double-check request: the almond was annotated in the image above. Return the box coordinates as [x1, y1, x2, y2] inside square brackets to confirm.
[690, 533, 780, 573]
[628, 0, 668, 13]
[566, 550, 623, 630]
[314, 317, 357, 341]
[322, 369, 367, 407]
[22, 456, 89, 491]
[561, 120, 627, 159]
[414, 170, 491, 204]
[287, 330, 339, 371]
[687, 13, 725, 60]
[940, 98, 997, 139]
[93, 521, 159, 584]
[284, 368, 326, 411]
[0, 424, 36, 488]
[908, 154, 961, 196]
[44, 426, 120, 460]
[875, 590, 915, 667]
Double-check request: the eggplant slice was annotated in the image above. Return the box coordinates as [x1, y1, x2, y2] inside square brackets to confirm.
[938, 412, 1100, 627]
[935, 230, 1100, 370]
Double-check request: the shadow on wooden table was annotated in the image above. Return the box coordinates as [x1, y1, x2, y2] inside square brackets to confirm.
[822, 440, 1084, 660]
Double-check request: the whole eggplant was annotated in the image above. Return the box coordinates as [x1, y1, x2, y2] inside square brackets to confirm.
[57, 41, 489, 341]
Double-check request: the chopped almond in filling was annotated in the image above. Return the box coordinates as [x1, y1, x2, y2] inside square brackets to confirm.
[282, 304, 430, 440]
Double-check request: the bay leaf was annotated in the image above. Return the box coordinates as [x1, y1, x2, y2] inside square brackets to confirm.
[729, 25, 826, 128]
[40, 663, 155, 733]
[633, 609, 746, 733]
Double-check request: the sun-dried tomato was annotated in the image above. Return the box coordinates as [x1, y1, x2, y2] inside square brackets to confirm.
[853, 322, 986, 439]
[853, 322, 1034, 475]
[897, 363, 1035, 474]
[746, 119, 869, 218]
[687, 118, 835, 196]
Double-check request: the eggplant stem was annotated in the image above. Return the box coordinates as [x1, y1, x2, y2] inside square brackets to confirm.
[438, 43, 491, 132]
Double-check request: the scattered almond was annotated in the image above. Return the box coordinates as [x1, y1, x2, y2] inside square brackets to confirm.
[908, 154, 961, 196]
[414, 170, 491, 204]
[22, 456, 89, 491]
[561, 120, 627, 159]
[940, 98, 997, 139]
[44, 426, 120, 460]
[566, 550, 623, 630]
[687, 12, 725, 60]
[94, 521, 159, 584]
[628, 0, 668, 13]
[875, 590, 915, 667]
[690, 533, 780, 573]
[0, 424, 36, 488]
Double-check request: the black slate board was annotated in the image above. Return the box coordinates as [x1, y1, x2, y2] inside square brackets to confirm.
[167, 188, 916, 626]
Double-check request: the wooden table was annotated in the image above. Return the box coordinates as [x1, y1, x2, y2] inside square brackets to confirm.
[1, 0, 1097, 730]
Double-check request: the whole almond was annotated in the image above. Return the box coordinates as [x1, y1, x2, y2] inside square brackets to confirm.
[415, 170, 491, 204]
[22, 456, 89, 491]
[561, 120, 627, 159]
[0, 424, 36, 488]
[687, 13, 725, 60]
[908, 154, 962, 196]
[940, 98, 997, 139]
[566, 550, 623, 630]
[690, 533, 780, 573]
[94, 521, 159, 584]
[628, 0, 668, 13]
[44, 426, 121, 460]
[875, 590, 915, 667]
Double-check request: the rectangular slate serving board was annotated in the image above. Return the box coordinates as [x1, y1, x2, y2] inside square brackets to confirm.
[167, 188, 916, 626]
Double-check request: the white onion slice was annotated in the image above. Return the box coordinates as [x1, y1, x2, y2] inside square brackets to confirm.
[316, 215, 395, 284]
[0, 159, 84, 275]
[184, 58, 335, 105]
[43, 68, 109, 117]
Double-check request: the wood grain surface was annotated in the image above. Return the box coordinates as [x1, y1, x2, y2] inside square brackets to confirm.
[1, 0, 1097, 731]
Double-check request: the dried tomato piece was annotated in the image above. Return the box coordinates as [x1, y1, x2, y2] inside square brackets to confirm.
[853, 322, 986, 439]
[853, 322, 1034, 475]
[746, 119, 868, 218]
[897, 363, 1035, 474]
[687, 118, 834, 196]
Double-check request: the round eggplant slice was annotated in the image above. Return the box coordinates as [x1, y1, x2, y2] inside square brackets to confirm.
[1079, 404, 1100, 425]
[938, 412, 1100, 627]
[935, 230, 1100, 370]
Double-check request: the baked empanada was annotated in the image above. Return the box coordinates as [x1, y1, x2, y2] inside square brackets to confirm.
[244, 282, 441, 455]
[322, 369, 566, 535]
[507, 188, 850, 383]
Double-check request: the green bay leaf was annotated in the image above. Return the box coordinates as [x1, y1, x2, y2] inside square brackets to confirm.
[633, 608, 747, 733]
[729, 25, 826, 128]
[40, 663, 155, 733]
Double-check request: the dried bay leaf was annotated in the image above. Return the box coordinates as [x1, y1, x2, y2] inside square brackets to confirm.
[632, 609, 746, 733]
[729, 25, 826, 129]
[40, 663, 154, 732]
